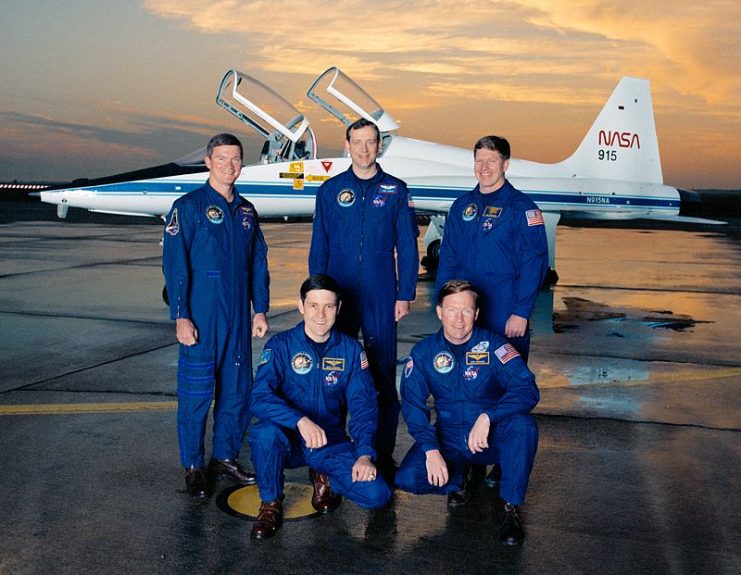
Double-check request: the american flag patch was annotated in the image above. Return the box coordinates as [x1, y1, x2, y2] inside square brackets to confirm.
[360, 351, 369, 369]
[526, 209, 544, 226]
[494, 343, 519, 364]
[407, 193, 415, 208]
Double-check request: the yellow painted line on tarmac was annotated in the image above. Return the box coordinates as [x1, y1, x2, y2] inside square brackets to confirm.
[539, 366, 741, 390]
[649, 367, 741, 386]
[0, 401, 178, 416]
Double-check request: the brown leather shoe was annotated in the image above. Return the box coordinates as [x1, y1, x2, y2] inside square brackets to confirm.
[209, 458, 256, 485]
[309, 468, 342, 513]
[185, 467, 208, 499]
[250, 496, 284, 540]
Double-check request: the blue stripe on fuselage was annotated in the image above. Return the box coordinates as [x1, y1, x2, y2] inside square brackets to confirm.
[85, 181, 679, 210]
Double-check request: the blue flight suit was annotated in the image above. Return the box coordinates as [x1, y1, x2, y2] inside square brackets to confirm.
[308, 165, 419, 463]
[436, 180, 548, 361]
[395, 326, 539, 505]
[162, 181, 269, 469]
[249, 322, 391, 508]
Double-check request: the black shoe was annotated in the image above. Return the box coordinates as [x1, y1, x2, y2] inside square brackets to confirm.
[446, 485, 471, 508]
[209, 458, 257, 485]
[309, 468, 342, 513]
[250, 496, 284, 540]
[500, 502, 524, 546]
[483, 464, 501, 488]
[447, 465, 472, 508]
[185, 467, 208, 499]
[469, 464, 487, 484]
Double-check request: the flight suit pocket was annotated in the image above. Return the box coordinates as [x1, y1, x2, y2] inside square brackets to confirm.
[177, 345, 215, 398]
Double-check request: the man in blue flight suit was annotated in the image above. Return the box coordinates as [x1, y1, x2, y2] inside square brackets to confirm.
[395, 280, 539, 546]
[436, 135, 548, 364]
[248, 274, 392, 540]
[162, 133, 269, 499]
[309, 118, 419, 478]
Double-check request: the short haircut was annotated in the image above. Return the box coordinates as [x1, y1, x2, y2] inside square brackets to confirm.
[207, 133, 243, 160]
[300, 273, 342, 302]
[437, 279, 480, 307]
[345, 118, 380, 143]
[473, 135, 510, 160]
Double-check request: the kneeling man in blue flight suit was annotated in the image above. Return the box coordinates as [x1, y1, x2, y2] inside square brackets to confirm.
[395, 279, 539, 546]
[249, 274, 392, 540]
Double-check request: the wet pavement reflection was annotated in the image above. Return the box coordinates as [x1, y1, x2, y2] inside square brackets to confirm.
[0, 214, 739, 574]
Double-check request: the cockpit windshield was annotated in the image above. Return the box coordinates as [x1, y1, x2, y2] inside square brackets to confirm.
[216, 70, 314, 163]
[307, 67, 399, 134]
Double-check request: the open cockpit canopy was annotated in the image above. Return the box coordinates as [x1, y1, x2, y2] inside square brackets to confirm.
[216, 69, 315, 164]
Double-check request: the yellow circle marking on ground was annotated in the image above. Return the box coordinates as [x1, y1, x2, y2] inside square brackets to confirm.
[227, 482, 319, 520]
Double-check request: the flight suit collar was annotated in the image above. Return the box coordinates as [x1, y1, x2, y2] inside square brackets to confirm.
[472, 179, 514, 205]
[296, 321, 342, 350]
[346, 163, 386, 184]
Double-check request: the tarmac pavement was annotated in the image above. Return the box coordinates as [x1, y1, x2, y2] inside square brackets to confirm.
[0, 203, 739, 574]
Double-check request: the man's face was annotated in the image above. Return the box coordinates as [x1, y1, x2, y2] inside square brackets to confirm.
[437, 290, 479, 345]
[346, 125, 380, 172]
[205, 144, 242, 190]
[474, 147, 509, 193]
[299, 289, 340, 342]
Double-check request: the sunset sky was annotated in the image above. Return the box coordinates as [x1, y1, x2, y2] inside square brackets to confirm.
[1, 0, 739, 189]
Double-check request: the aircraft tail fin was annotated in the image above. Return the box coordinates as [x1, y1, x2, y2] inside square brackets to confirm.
[563, 77, 663, 184]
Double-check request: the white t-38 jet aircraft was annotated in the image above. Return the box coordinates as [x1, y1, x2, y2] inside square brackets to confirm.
[40, 67, 716, 279]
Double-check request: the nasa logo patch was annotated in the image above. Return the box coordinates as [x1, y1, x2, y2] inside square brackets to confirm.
[372, 194, 386, 207]
[323, 371, 340, 387]
[463, 365, 480, 380]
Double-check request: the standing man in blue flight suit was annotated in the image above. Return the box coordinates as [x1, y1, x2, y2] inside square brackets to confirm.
[163, 133, 270, 499]
[395, 280, 539, 546]
[249, 274, 392, 540]
[309, 118, 419, 479]
[436, 135, 548, 364]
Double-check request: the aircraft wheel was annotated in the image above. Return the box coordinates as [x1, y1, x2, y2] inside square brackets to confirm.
[542, 268, 559, 287]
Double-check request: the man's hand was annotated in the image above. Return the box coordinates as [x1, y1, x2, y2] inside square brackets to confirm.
[467, 413, 491, 453]
[252, 312, 269, 338]
[351, 455, 377, 482]
[425, 449, 449, 487]
[176, 318, 198, 346]
[504, 314, 528, 338]
[296, 417, 327, 449]
[395, 300, 411, 322]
